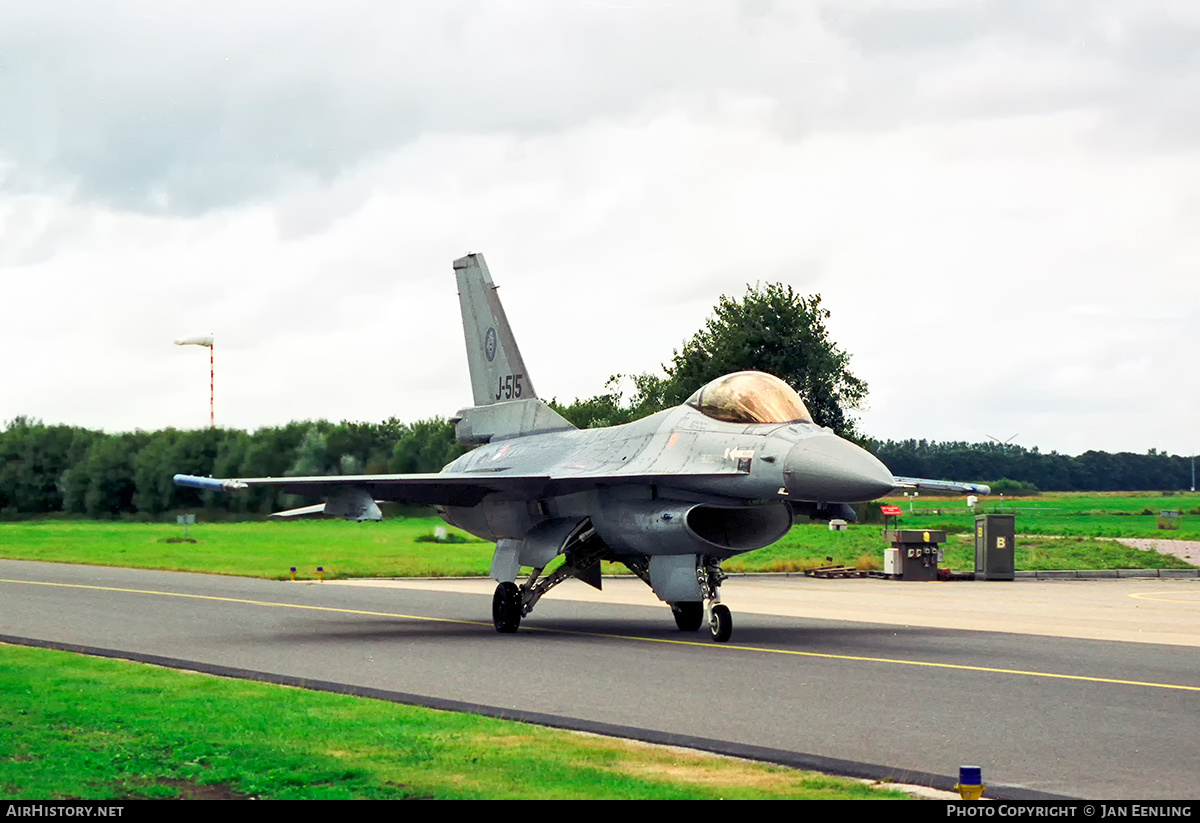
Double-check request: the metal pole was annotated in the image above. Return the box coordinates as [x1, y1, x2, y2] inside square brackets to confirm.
[174, 335, 216, 429]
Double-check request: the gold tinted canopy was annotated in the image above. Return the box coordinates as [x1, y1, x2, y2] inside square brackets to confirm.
[685, 371, 814, 425]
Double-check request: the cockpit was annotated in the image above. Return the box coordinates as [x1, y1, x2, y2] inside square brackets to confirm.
[684, 371, 814, 425]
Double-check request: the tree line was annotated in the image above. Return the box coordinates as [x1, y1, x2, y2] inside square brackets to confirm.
[3, 283, 1191, 518]
[871, 439, 1195, 494]
[0, 416, 468, 518]
[3, 416, 1191, 519]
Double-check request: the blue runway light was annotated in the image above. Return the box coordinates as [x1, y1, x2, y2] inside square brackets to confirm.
[956, 765, 985, 800]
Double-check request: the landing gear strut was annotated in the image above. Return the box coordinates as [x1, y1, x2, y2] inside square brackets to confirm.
[699, 556, 732, 643]
[491, 521, 607, 635]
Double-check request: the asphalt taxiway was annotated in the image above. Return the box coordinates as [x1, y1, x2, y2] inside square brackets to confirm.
[2, 559, 1198, 799]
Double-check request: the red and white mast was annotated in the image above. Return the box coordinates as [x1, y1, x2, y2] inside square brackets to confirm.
[174, 334, 215, 428]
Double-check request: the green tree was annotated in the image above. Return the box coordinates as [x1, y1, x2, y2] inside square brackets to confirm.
[0, 418, 99, 515]
[78, 433, 149, 517]
[660, 284, 867, 437]
[550, 375, 666, 429]
[390, 419, 469, 474]
[556, 284, 868, 438]
[287, 426, 330, 477]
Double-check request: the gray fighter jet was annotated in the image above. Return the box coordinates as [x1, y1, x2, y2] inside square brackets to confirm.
[176, 253, 987, 642]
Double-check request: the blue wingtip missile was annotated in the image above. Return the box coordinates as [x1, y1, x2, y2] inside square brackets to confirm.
[893, 477, 991, 496]
[173, 474, 248, 492]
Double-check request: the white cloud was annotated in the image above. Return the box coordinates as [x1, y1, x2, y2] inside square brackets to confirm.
[1, 1, 1198, 457]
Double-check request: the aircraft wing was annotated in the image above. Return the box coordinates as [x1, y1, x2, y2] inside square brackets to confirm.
[175, 472, 550, 508]
[174, 469, 745, 512]
[891, 476, 991, 495]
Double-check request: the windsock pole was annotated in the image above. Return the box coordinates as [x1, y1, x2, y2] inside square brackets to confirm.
[174, 335, 216, 429]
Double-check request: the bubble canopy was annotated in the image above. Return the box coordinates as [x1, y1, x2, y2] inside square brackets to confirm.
[684, 371, 814, 425]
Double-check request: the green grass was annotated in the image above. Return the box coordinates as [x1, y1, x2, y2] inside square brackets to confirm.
[0, 643, 906, 800]
[0, 518, 494, 579]
[3, 492, 1192, 799]
[938, 534, 1195, 571]
[883, 491, 1200, 540]
[723, 527, 1194, 573]
[0, 492, 1195, 579]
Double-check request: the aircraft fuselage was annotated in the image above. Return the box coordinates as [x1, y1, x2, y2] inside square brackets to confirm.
[438, 403, 895, 560]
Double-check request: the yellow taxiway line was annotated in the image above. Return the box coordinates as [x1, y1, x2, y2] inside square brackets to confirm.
[5, 577, 1200, 694]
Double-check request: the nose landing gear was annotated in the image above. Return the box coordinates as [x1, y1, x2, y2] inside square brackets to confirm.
[707, 603, 732, 643]
[699, 556, 732, 643]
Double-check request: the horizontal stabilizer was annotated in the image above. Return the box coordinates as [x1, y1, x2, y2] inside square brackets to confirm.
[270, 497, 385, 521]
[270, 504, 329, 518]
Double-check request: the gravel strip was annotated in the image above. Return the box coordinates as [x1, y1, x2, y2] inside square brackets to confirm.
[1117, 538, 1200, 565]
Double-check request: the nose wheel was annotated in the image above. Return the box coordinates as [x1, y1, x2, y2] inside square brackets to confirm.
[708, 603, 732, 643]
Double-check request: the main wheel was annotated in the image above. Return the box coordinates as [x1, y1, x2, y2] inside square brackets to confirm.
[671, 601, 703, 632]
[709, 604, 732, 643]
[492, 582, 522, 633]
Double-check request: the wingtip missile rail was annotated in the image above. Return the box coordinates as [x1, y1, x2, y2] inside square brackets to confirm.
[892, 477, 991, 495]
[174, 474, 249, 492]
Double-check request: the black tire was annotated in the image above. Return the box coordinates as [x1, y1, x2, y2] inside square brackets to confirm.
[671, 601, 703, 632]
[709, 604, 732, 643]
[492, 582, 521, 633]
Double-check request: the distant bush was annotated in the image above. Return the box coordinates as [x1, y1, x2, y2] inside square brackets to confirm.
[415, 532, 473, 544]
[987, 478, 1041, 496]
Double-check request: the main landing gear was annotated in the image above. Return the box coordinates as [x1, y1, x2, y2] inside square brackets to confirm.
[671, 601, 703, 632]
[491, 523, 607, 636]
[492, 581, 522, 633]
[490, 532, 734, 643]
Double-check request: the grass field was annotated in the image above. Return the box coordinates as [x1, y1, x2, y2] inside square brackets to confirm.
[3, 492, 1193, 799]
[879, 491, 1200, 540]
[0, 643, 905, 800]
[0, 518, 495, 579]
[0, 491, 1195, 579]
[722, 528, 1196, 573]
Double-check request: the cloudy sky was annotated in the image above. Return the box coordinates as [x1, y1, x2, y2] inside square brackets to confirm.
[2, 0, 1197, 456]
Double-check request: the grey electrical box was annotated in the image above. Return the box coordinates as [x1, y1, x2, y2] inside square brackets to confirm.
[883, 528, 947, 581]
[975, 514, 1015, 580]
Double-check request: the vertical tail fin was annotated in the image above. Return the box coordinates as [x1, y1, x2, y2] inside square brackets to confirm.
[451, 254, 575, 444]
[455, 253, 537, 406]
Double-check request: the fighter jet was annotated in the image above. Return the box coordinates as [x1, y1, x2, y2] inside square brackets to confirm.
[176, 254, 987, 642]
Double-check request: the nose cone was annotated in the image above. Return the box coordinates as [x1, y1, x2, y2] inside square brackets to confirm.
[784, 434, 897, 502]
